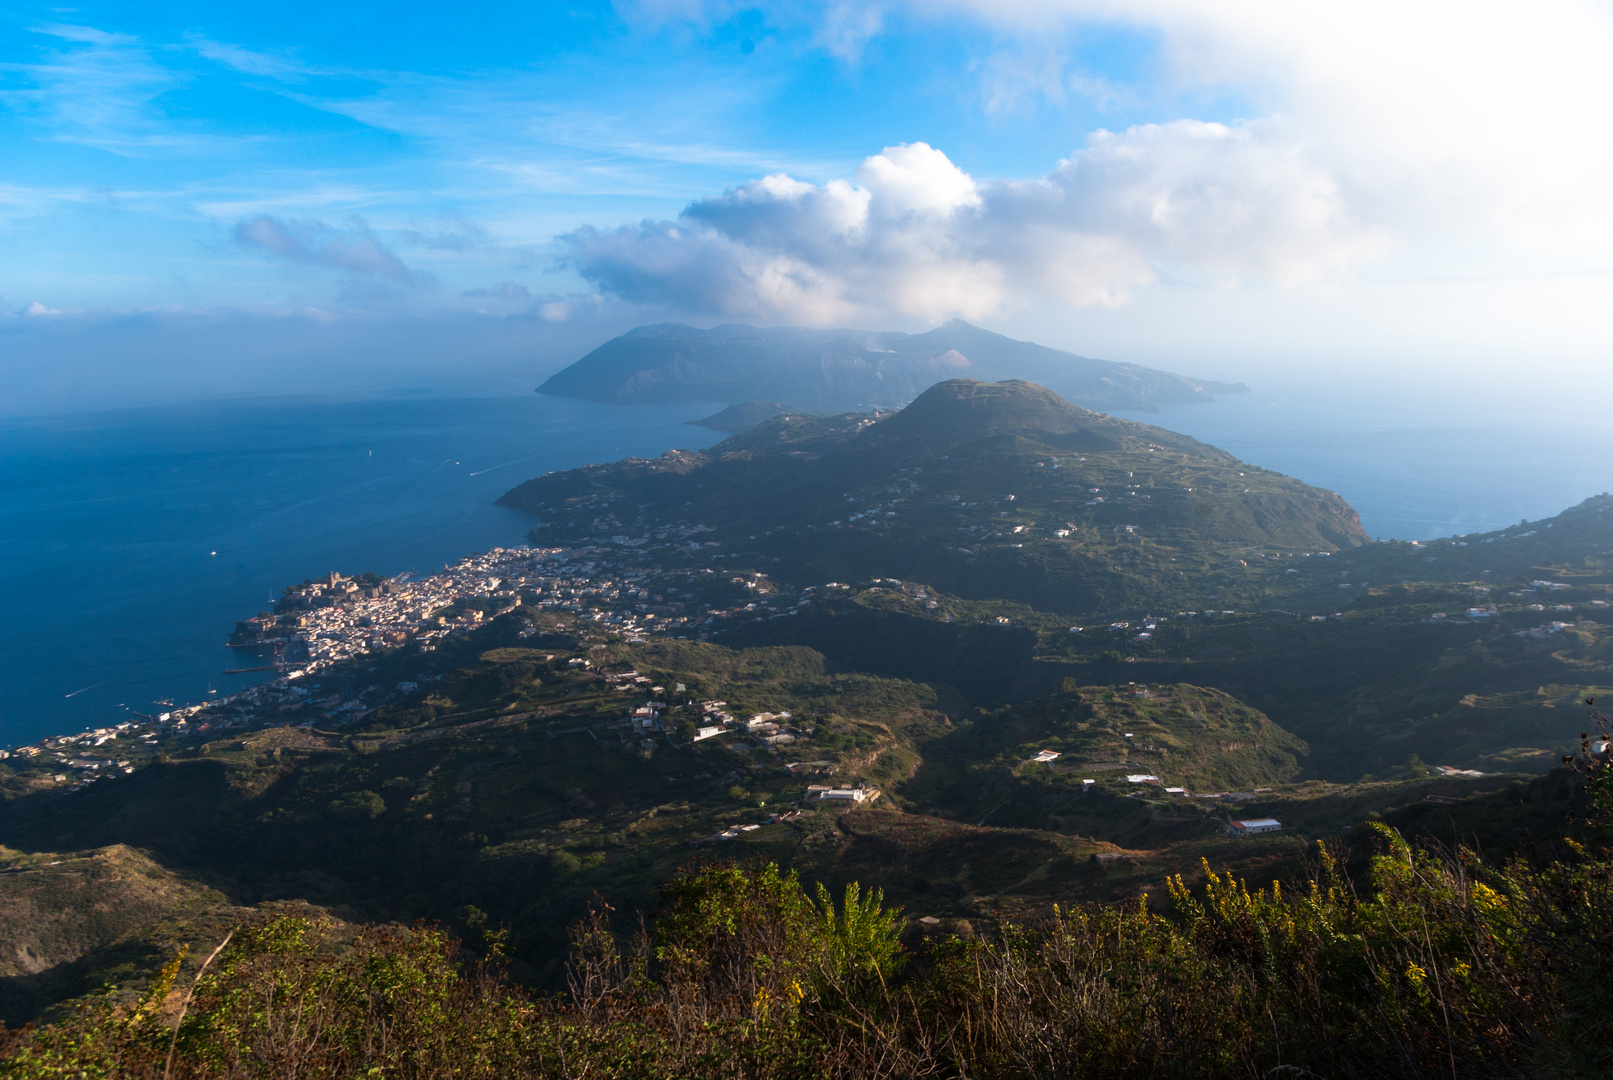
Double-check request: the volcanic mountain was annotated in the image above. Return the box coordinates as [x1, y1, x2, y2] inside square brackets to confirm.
[537, 321, 1247, 412]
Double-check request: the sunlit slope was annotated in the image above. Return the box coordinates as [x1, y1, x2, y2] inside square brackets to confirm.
[903, 683, 1307, 816]
[0, 844, 245, 1025]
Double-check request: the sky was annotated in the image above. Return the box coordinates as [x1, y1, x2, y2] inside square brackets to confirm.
[4, 0, 1613, 414]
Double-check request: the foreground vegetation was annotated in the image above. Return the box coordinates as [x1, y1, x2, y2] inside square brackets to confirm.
[6, 841, 1608, 1077]
[7, 708, 1609, 1078]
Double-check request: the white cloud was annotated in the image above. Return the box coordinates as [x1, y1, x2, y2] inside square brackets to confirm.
[184, 35, 319, 80]
[539, 301, 575, 321]
[562, 129, 1385, 323]
[817, 3, 885, 62]
[234, 215, 426, 284]
[567, 1, 1613, 326]
[906, 0, 1613, 254]
[856, 142, 979, 216]
[1, 24, 188, 154]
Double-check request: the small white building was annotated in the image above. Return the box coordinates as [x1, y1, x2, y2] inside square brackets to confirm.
[811, 785, 879, 804]
[1228, 818, 1282, 836]
[1032, 750, 1061, 763]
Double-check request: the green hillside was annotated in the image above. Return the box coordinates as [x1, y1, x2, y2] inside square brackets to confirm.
[686, 400, 795, 432]
[953, 683, 1308, 792]
[500, 379, 1368, 614]
[0, 606, 1346, 998]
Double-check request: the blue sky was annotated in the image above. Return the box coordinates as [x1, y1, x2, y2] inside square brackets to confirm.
[5, 1, 1613, 412]
[1, 2, 1224, 310]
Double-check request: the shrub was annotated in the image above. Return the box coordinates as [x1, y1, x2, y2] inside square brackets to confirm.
[5, 842, 1610, 1078]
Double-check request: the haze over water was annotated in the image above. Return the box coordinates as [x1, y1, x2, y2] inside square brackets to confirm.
[5, 376, 1609, 749]
[1153, 370, 1613, 542]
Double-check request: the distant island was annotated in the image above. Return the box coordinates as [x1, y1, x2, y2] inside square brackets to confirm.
[539, 319, 1248, 413]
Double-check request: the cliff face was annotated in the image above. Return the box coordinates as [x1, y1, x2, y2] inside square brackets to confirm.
[538, 320, 1247, 412]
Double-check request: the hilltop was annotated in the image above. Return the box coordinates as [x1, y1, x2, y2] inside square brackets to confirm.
[500, 379, 1367, 614]
[686, 401, 795, 432]
[538, 321, 1247, 412]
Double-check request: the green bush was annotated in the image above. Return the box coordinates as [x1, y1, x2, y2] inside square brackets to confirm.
[5, 840, 1610, 1078]
[328, 791, 386, 820]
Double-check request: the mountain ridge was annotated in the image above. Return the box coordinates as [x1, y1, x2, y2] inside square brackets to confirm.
[538, 320, 1248, 412]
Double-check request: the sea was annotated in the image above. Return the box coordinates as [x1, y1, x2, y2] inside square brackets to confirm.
[4, 376, 1611, 748]
[0, 395, 727, 748]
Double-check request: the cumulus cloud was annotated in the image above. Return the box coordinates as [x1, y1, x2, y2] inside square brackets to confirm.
[234, 215, 425, 284]
[600, 0, 1613, 326]
[562, 130, 1385, 323]
[899, 0, 1613, 251]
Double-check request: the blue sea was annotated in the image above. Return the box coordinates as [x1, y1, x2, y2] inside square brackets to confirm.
[0, 395, 726, 747]
[4, 378, 1610, 748]
[1151, 369, 1613, 542]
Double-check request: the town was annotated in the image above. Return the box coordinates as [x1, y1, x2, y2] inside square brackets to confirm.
[231, 545, 824, 676]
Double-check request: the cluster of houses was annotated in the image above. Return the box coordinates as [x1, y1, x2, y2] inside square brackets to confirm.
[13, 546, 844, 789]
[695, 809, 807, 846]
[689, 703, 801, 747]
[264, 553, 561, 673]
[1027, 750, 1288, 832]
[242, 547, 839, 680]
[12, 667, 405, 779]
[247, 548, 673, 677]
[6, 722, 151, 787]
